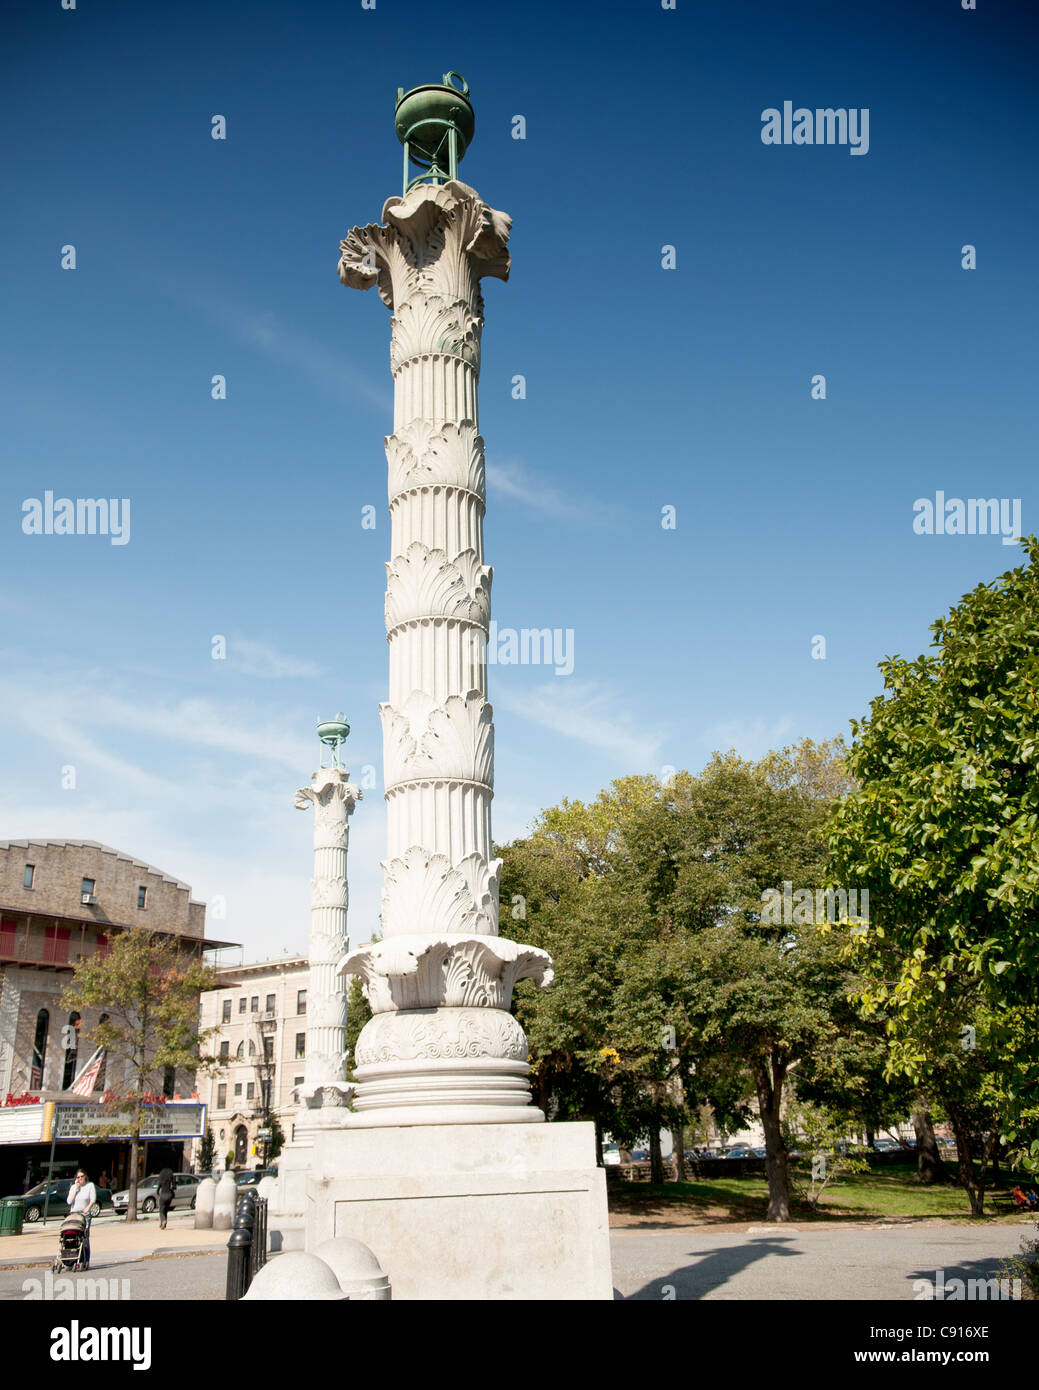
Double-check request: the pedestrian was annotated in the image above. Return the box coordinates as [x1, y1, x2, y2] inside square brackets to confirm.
[98, 1169, 109, 1191]
[156, 1167, 175, 1230]
[66, 1169, 97, 1269]
[23, 1159, 37, 1193]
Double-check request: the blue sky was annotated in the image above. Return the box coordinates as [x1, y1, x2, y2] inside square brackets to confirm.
[3, 0, 1036, 962]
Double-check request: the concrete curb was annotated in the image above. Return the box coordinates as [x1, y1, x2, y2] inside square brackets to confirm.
[0, 1245, 227, 1271]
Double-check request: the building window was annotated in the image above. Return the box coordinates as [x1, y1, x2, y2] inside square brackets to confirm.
[294, 1076, 304, 1087]
[263, 1035, 274, 1061]
[265, 993, 275, 1013]
[137, 886, 147, 909]
[162, 1066, 175, 1098]
[234, 1083, 242, 1097]
[297, 989, 307, 1015]
[219, 1041, 229, 1062]
[61, 1012, 81, 1090]
[295, 1033, 305, 1059]
[31, 1009, 49, 1088]
[250, 996, 258, 1013]
[236, 1041, 245, 1059]
[217, 1084, 226, 1109]
[246, 1082, 255, 1101]
[23, 864, 35, 889]
[222, 999, 231, 1023]
[238, 998, 246, 1014]
[81, 878, 95, 898]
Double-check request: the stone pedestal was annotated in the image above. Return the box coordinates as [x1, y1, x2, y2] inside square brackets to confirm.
[306, 1120, 613, 1300]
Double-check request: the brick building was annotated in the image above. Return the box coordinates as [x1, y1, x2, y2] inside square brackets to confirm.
[0, 839, 233, 1192]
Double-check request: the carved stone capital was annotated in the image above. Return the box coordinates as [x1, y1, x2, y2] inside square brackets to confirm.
[338, 181, 511, 312]
[294, 768, 362, 823]
[339, 930, 552, 1013]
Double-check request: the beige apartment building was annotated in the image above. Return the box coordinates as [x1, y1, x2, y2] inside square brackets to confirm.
[195, 956, 309, 1170]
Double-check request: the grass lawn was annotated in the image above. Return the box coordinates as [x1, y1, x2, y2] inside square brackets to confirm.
[608, 1162, 1034, 1227]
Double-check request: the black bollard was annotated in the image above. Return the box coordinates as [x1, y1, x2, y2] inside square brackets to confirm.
[225, 1190, 257, 1300]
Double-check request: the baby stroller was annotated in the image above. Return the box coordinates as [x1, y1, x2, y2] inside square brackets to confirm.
[53, 1211, 88, 1273]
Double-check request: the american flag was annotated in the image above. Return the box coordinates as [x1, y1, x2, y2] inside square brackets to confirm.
[67, 1047, 105, 1097]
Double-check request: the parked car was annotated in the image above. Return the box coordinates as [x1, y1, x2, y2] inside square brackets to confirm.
[873, 1138, 902, 1152]
[22, 1178, 113, 1223]
[749, 1147, 768, 1159]
[111, 1172, 200, 1215]
[602, 1144, 621, 1166]
[234, 1167, 278, 1188]
[629, 1149, 650, 1163]
[724, 1146, 754, 1159]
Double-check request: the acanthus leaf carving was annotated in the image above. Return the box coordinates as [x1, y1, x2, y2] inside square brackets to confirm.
[385, 542, 491, 631]
[385, 419, 485, 501]
[370, 846, 501, 942]
[380, 691, 493, 790]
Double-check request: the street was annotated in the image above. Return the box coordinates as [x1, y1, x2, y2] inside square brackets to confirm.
[0, 1222, 1030, 1301]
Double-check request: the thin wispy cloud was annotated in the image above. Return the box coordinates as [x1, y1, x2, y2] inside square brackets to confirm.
[229, 637, 322, 680]
[0, 674, 313, 773]
[163, 282, 392, 414]
[496, 680, 667, 770]
[486, 458, 623, 526]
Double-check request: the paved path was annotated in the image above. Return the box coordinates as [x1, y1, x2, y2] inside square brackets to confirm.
[0, 1221, 1031, 1300]
[612, 1223, 1031, 1300]
[0, 1208, 227, 1269]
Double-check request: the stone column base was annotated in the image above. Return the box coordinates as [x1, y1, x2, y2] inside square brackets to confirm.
[349, 1005, 544, 1125]
[305, 1121, 613, 1300]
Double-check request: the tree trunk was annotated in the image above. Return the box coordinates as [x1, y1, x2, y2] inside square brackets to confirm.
[912, 1109, 945, 1185]
[671, 1125, 686, 1182]
[649, 1128, 665, 1185]
[754, 1056, 790, 1222]
[593, 1115, 604, 1168]
[865, 1126, 876, 1149]
[947, 1105, 986, 1217]
[127, 1132, 139, 1222]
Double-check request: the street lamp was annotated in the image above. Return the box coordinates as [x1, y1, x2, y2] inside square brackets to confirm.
[255, 1015, 278, 1169]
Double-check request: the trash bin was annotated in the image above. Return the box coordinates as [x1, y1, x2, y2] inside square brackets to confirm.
[0, 1196, 25, 1237]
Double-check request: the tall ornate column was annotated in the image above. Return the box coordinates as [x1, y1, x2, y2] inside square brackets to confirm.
[336, 91, 551, 1126]
[293, 722, 362, 1123]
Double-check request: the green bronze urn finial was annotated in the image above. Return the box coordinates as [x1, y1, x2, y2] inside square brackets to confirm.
[317, 712, 351, 769]
[395, 71, 474, 195]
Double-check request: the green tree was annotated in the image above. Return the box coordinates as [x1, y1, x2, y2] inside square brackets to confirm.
[504, 740, 860, 1218]
[829, 539, 1039, 1174]
[267, 1111, 285, 1163]
[783, 1100, 871, 1210]
[62, 928, 220, 1221]
[345, 973, 372, 1077]
[197, 1126, 215, 1173]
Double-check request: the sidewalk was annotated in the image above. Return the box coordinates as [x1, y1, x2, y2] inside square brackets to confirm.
[0, 1211, 229, 1268]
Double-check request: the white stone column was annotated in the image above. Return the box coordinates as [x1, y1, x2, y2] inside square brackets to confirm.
[293, 768, 361, 1120]
[337, 180, 552, 1126]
